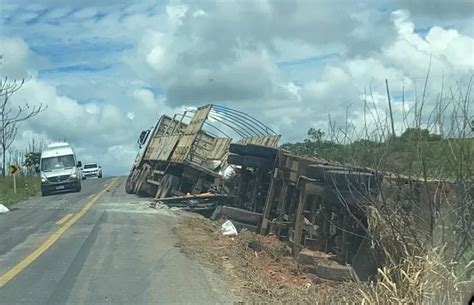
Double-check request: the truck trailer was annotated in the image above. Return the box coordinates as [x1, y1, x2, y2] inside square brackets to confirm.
[125, 104, 280, 199]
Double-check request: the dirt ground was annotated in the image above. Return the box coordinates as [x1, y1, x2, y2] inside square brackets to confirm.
[174, 212, 363, 304]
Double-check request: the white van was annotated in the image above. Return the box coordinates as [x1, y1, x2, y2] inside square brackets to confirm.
[39, 142, 82, 196]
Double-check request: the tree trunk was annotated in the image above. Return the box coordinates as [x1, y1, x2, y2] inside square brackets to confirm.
[2, 145, 5, 176]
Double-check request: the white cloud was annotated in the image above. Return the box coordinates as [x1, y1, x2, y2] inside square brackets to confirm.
[71, 8, 98, 19]
[0, 37, 35, 79]
[1, 1, 472, 174]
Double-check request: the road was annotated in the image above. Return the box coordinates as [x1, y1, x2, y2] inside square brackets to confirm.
[0, 177, 236, 305]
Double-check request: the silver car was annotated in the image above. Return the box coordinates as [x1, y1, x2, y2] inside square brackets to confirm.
[82, 162, 102, 179]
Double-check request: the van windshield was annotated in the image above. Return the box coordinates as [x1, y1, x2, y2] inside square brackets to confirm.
[41, 155, 75, 171]
[84, 164, 97, 169]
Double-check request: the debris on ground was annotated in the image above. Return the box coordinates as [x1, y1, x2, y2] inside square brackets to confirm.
[175, 213, 363, 304]
[0, 204, 10, 213]
[221, 220, 238, 236]
[150, 194, 231, 212]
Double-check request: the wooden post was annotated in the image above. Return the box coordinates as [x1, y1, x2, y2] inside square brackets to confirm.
[341, 213, 349, 263]
[238, 166, 248, 208]
[293, 181, 306, 247]
[276, 181, 288, 214]
[385, 79, 396, 136]
[322, 206, 330, 252]
[260, 173, 278, 234]
[251, 169, 263, 212]
[13, 172, 17, 194]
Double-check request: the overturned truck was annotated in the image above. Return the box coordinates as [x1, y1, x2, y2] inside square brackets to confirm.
[125, 104, 280, 199]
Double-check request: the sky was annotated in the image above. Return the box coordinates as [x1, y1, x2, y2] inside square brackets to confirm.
[0, 0, 473, 175]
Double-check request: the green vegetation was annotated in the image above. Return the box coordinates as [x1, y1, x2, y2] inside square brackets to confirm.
[281, 128, 474, 180]
[0, 176, 41, 207]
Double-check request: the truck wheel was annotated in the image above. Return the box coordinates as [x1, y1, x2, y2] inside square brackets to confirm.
[156, 174, 180, 199]
[243, 155, 274, 170]
[231, 220, 258, 233]
[125, 173, 136, 194]
[244, 144, 278, 159]
[229, 143, 247, 155]
[221, 206, 262, 225]
[227, 154, 244, 166]
[305, 165, 343, 181]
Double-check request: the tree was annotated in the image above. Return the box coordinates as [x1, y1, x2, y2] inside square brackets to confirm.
[306, 128, 325, 143]
[399, 127, 442, 142]
[24, 151, 41, 167]
[0, 75, 45, 176]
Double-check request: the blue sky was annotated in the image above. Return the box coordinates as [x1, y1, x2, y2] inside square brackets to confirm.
[0, 0, 473, 175]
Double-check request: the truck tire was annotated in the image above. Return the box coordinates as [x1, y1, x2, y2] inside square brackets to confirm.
[245, 144, 278, 159]
[231, 220, 258, 233]
[229, 143, 247, 155]
[125, 172, 136, 194]
[227, 154, 244, 166]
[243, 155, 274, 170]
[156, 174, 180, 199]
[221, 206, 262, 225]
[305, 165, 343, 181]
[314, 263, 358, 282]
[133, 167, 149, 194]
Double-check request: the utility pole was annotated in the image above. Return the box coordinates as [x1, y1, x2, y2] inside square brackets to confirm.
[385, 79, 396, 136]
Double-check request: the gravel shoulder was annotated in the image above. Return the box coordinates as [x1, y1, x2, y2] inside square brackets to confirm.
[174, 212, 363, 304]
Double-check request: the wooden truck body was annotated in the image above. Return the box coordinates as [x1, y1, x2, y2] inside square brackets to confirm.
[125, 104, 279, 198]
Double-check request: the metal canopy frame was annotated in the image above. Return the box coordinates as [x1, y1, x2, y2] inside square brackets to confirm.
[175, 104, 279, 141]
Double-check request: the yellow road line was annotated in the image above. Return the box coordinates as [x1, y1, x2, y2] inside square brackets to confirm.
[56, 213, 74, 225]
[0, 177, 118, 288]
[86, 194, 94, 199]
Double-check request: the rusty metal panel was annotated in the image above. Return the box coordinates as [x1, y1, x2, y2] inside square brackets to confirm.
[170, 105, 212, 162]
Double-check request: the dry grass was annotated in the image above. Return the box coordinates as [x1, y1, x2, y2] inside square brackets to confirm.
[0, 175, 40, 207]
[174, 212, 362, 304]
[360, 254, 473, 305]
[362, 207, 473, 305]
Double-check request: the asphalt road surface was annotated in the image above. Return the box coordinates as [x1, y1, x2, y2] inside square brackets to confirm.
[0, 177, 236, 305]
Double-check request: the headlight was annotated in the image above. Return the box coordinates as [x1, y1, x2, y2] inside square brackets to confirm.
[70, 173, 77, 179]
[41, 174, 48, 183]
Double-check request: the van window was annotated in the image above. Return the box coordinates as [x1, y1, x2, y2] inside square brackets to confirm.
[41, 154, 75, 171]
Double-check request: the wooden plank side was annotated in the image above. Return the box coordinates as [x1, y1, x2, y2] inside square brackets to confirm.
[171, 105, 212, 162]
[237, 135, 280, 147]
[189, 132, 216, 165]
[293, 182, 307, 246]
[148, 135, 180, 161]
[207, 138, 231, 161]
[144, 116, 186, 160]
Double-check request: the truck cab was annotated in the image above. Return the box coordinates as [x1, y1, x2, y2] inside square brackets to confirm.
[39, 142, 82, 196]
